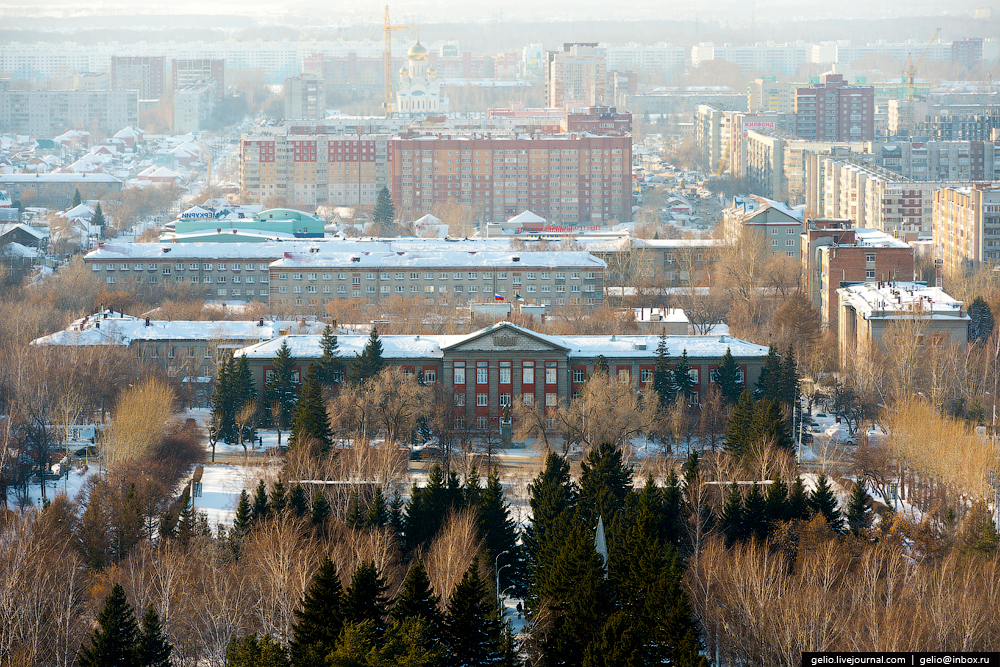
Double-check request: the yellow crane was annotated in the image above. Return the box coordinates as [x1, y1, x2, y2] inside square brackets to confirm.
[903, 27, 940, 102]
[383, 6, 408, 118]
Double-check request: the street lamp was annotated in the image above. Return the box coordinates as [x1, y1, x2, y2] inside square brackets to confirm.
[495, 549, 511, 607]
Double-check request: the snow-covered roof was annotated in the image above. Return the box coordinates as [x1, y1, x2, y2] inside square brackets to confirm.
[414, 213, 442, 225]
[63, 204, 95, 219]
[32, 313, 326, 347]
[0, 173, 121, 184]
[236, 333, 460, 360]
[837, 281, 969, 320]
[272, 249, 606, 270]
[508, 210, 546, 224]
[1, 241, 39, 258]
[0, 222, 47, 240]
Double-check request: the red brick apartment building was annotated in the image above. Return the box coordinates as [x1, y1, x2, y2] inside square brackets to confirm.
[795, 73, 874, 142]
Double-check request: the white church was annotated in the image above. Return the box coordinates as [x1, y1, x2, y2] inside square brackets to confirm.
[396, 39, 450, 115]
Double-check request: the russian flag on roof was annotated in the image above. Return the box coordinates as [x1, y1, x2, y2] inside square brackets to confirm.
[494, 294, 504, 301]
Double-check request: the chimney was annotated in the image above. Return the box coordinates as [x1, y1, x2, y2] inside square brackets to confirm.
[145, 317, 150, 327]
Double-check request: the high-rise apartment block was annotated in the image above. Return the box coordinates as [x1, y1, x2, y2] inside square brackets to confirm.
[794, 74, 874, 142]
[173, 82, 217, 133]
[933, 185, 1000, 276]
[283, 77, 327, 121]
[240, 129, 390, 207]
[387, 134, 631, 224]
[748, 77, 794, 113]
[0, 90, 138, 136]
[171, 59, 225, 101]
[545, 43, 606, 108]
[951, 38, 984, 70]
[110, 56, 166, 100]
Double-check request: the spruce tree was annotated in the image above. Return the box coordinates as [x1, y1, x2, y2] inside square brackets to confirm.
[346, 492, 365, 529]
[652, 334, 676, 405]
[444, 558, 504, 667]
[969, 296, 995, 345]
[660, 468, 685, 547]
[464, 464, 483, 510]
[210, 355, 237, 444]
[310, 492, 331, 527]
[289, 363, 333, 453]
[523, 452, 577, 610]
[316, 324, 343, 385]
[748, 397, 792, 452]
[251, 480, 270, 525]
[137, 606, 172, 667]
[389, 490, 405, 534]
[226, 634, 290, 667]
[234, 354, 259, 444]
[72, 188, 82, 207]
[233, 490, 253, 535]
[846, 478, 873, 535]
[373, 186, 396, 233]
[764, 473, 789, 525]
[577, 441, 634, 525]
[478, 466, 519, 591]
[777, 345, 799, 410]
[288, 483, 309, 518]
[718, 481, 745, 546]
[350, 326, 386, 384]
[754, 345, 780, 400]
[787, 476, 811, 521]
[582, 610, 646, 667]
[290, 557, 344, 667]
[176, 487, 195, 547]
[78, 583, 140, 667]
[391, 559, 443, 640]
[671, 349, 696, 402]
[270, 480, 287, 515]
[743, 481, 768, 542]
[265, 340, 299, 429]
[714, 347, 744, 405]
[92, 202, 107, 230]
[343, 561, 391, 635]
[723, 390, 754, 457]
[809, 474, 844, 533]
[367, 486, 390, 528]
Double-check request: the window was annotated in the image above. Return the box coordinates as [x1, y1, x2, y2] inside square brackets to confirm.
[866, 253, 876, 262]
[573, 369, 585, 382]
[454, 392, 465, 406]
[352, 276, 361, 285]
[424, 285, 434, 293]
[523, 393, 534, 406]
[545, 393, 558, 407]
[640, 368, 653, 383]
[468, 272, 478, 280]
[618, 369, 630, 384]
[785, 239, 794, 246]
[523, 367, 534, 384]
[455, 416, 465, 429]
[499, 366, 511, 384]
[423, 369, 437, 383]
[500, 393, 512, 407]
[866, 269, 876, 279]
[477, 366, 489, 384]
[545, 367, 557, 384]
[477, 416, 489, 430]
[454, 367, 466, 384]
[477, 393, 489, 407]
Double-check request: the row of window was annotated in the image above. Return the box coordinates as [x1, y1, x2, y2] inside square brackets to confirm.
[277, 271, 595, 281]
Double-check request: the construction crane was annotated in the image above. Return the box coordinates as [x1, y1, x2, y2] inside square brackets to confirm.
[383, 6, 408, 118]
[903, 27, 940, 102]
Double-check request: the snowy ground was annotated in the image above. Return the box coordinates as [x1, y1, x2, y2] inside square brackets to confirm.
[194, 464, 274, 529]
[8, 464, 99, 508]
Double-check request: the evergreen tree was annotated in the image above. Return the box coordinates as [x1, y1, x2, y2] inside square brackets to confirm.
[137, 606, 172, 667]
[652, 334, 676, 405]
[478, 466, 519, 591]
[743, 481, 768, 542]
[444, 558, 504, 667]
[714, 347, 744, 405]
[787, 476, 811, 521]
[594, 355, 609, 376]
[176, 487, 195, 547]
[346, 492, 365, 529]
[78, 583, 140, 667]
[316, 324, 343, 385]
[777, 345, 799, 410]
[310, 492, 331, 527]
[92, 202, 107, 231]
[671, 349, 696, 402]
[846, 478, 873, 535]
[251, 480, 270, 525]
[753, 345, 781, 400]
[660, 468, 685, 547]
[577, 441, 634, 525]
[464, 464, 483, 510]
[718, 481, 745, 546]
[764, 473, 789, 526]
[72, 188, 82, 207]
[523, 453, 577, 610]
[404, 463, 458, 552]
[969, 296, 995, 344]
[389, 490, 405, 534]
[373, 186, 396, 233]
[809, 474, 844, 533]
[226, 634, 290, 667]
[391, 559, 443, 639]
[270, 480, 287, 515]
[264, 340, 299, 429]
[582, 610, 645, 667]
[350, 326, 386, 385]
[233, 490, 253, 535]
[723, 390, 754, 457]
[288, 483, 309, 518]
[233, 355, 259, 444]
[748, 397, 793, 452]
[367, 486, 390, 528]
[289, 363, 333, 453]
[343, 561, 391, 635]
[290, 557, 344, 667]
[210, 355, 237, 444]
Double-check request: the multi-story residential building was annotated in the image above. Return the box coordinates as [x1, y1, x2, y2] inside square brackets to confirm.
[691, 42, 811, 76]
[722, 195, 804, 258]
[868, 141, 1000, 182]
[268, 249, 606, 313]
[933, 185, 1000, 276]
[171, 59, 225, 101]
[952, 38, 984, 70]
[838, 281, 969, 367]
[545, 43, 606, 108]
[600, 43, 686, 80]
[748, 78, 795, 114]
[173, 82, 216, 133]
[563, 106, 631, 134]
[387, 133, 632, 224]
[110, 56, 166, 100]
[283, 77, 327, 121]
[916, 108, 1000, 141]
[794, 74, 875, 142]
[0, 173, 123, 208]
[0, 90, 138, 136]
[235, 321, 772, 428]
[239, 128, 391, 207]
[800, 221, 914, 328]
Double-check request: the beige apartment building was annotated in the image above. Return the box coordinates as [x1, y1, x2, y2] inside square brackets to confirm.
[933, 184, 1000, 276]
